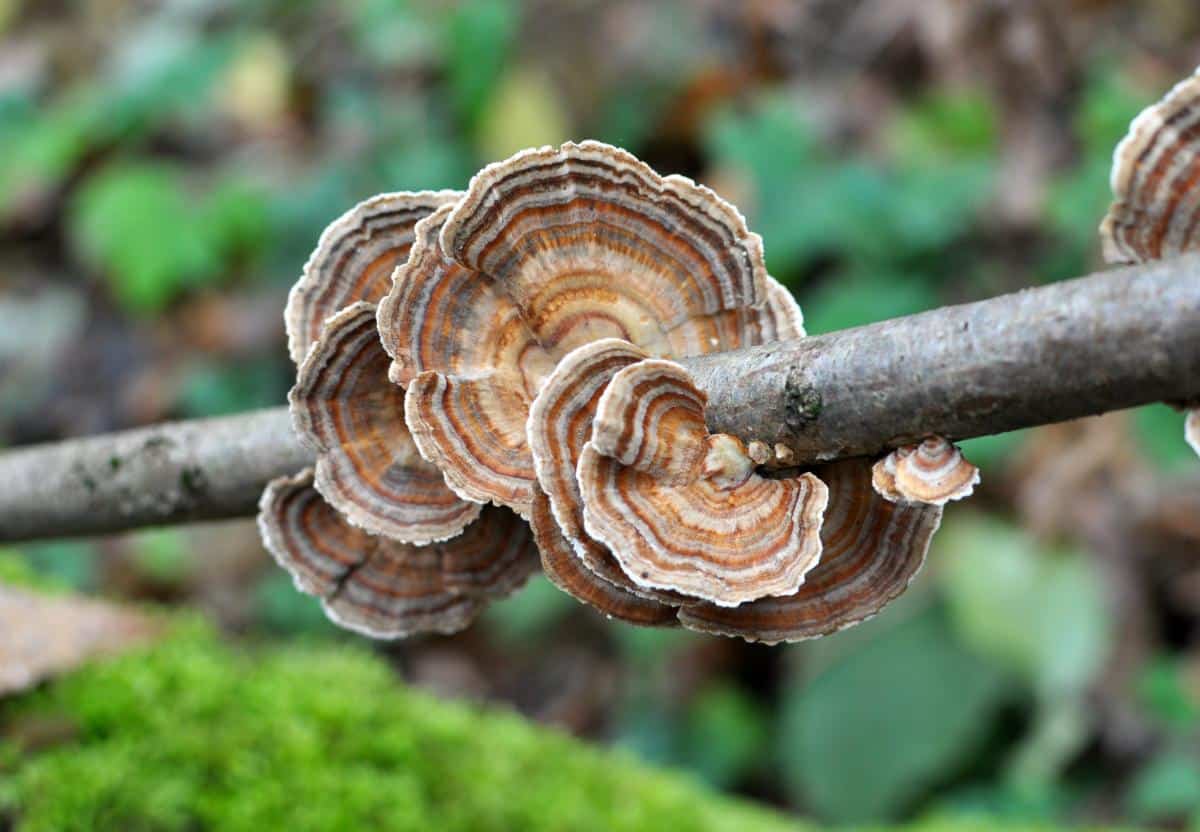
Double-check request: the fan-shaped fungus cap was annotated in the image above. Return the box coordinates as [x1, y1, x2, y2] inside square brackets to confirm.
[578, 359, 828, 606]
[1100, 66, 1200, 264]
[378, 141, 796, 516]
[526, 339, 685, 612]
[258, 470, 537, 638]
[677, 459, 943, 643]
[290, 303, 481, 543]
[871, 436, 979, 506]
[286, 191, 460, 365]
[378, 204, 556, 514]
[1186, 409, 1200, 457]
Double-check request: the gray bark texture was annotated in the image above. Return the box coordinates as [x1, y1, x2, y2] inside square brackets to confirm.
[684, 253, 1200, 462]
[0, 254, 1197, 542]
[0, 408, 310, 542]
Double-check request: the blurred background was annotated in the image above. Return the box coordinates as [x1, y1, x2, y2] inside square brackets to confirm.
[1, 0, 1199, 828]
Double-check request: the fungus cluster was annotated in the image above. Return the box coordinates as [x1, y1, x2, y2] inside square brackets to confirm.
[1101, 66, 1200, 458]
[259, 140, 968, 642]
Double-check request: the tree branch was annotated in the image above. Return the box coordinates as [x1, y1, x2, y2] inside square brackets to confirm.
[0, 408, 310, 542]
[1, 255, 1197, 542]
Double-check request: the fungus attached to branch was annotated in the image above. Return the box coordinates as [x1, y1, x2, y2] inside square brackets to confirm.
[1100, 66, 1200, 458]
[531, 492, 679, 627]
[258, 470, 536, 638]
[871, 436, 980, 506]
[377, 141, 798, 519]
[578, 359, 828, 606]
[677, 460, 943, 643]
[526, 339, 685, 612]
[291, 303, 482, 543]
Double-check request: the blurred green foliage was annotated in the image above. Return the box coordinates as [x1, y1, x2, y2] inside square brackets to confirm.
[781, 608, 1010, 823]
[70, 164, 269, 314]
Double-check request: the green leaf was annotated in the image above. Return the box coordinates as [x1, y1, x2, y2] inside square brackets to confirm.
[937, 514, 1110, 700]
[682, 683, 769, 788]
[1133, 403, 1193, 472]
[254, 572, 340, 638]
[1126, 751, 1200, 821]
[889, 89, 999, 162]
[482, 575, 576, 645]
[1136, 657, 1200, 731]
[70, 163, 220, 314]
[444, 0, 519, 128]
[779, 608, 1010, 822]
[476, 67, 571, 161]
[799, 268, 939, 334]
[131, 529, 193, 586]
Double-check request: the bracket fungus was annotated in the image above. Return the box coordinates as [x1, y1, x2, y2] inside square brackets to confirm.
[871, 437, 980, 506]
[291, 302, 482, 543]
[378, 140, 799, 519]
[259, 471, 534, 638]
[676, 460, 943, 643]
[578, 359, 828, 606]
[1100, 65, 1200, 456]
[260, 140, 965, 642]
[259, 193, 538, 637]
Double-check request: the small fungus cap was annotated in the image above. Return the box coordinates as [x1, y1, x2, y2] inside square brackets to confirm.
[677, 460, 943, 643]
[1186, 409, 1200, 458]
[1101, 66, 1200, 264]
[577, 359, 828, 606]
[871, 436, 979, 506]
[379, 204, 556, 514]
[258, 470, 537, 638]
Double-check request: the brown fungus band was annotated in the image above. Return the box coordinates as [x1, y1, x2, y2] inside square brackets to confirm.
[578, 359, 827, 606]
[291, 303, 483, 543]
[286, 191, 461, 365]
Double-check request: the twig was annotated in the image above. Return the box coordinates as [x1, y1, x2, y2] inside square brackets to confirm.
[0, 255, 1197, 542]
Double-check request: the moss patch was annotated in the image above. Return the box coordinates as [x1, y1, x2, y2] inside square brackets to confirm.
[0, 623, 802, 832]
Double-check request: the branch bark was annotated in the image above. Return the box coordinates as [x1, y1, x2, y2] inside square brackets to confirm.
[1, 255, 1197, 542]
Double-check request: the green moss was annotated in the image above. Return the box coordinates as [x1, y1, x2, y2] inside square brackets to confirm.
[0, 623, 802, 832]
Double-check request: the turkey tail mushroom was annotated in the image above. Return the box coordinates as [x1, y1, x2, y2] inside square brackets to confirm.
[290, 303, 482, 543]
[578, 359, 827, 606]
[379, 204, 555, 515]
[286, 191, 460, 365]
[258, 471, 536, 638]
[1100, 65, 1200, 458]
[677, 460, 942, 643]
[526, 339, 685, 611]
[376, 141, 791, 518]
[871, 437, 980, 506]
